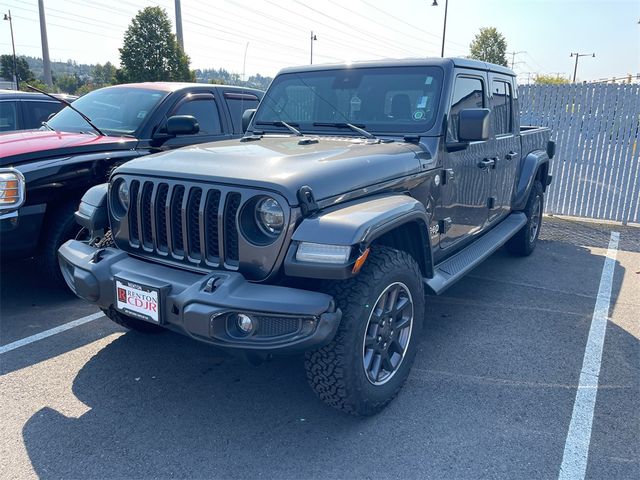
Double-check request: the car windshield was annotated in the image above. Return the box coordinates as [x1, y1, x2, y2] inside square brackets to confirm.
[46, 87, 168, 136]
[253, 66, 444, 135]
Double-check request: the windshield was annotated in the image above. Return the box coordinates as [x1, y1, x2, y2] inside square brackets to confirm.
[253, 66, 444, 135]
[47, 87, 168, 136]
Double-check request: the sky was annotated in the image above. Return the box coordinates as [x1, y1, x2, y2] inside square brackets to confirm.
[1, 0, 639, 83]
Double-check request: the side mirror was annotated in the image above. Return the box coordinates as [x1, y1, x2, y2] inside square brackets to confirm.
[242, 108, 256, 132]
[166, 115, 199, 136]
[458, 108, 490, 142]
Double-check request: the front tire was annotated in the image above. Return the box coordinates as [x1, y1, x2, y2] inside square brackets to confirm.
[39, 202, 85, 287]
[507, 180, 544, 256]
[304, 246, 425, 416]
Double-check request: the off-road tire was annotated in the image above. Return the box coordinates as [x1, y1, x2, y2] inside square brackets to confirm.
[304, 246, 425, 416]
[101, 306, 164, 333]
[38, 202, 84, 287]
[507, 180, 544, 256]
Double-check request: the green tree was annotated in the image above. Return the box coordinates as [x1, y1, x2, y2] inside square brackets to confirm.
[533, 74, 569, 85]
[1, 55, 36, 83]
[119, 6, 194, 82]
[55, 74, 84, 94]
[93, 61, 117, 85]
[469, 27, 508, 67]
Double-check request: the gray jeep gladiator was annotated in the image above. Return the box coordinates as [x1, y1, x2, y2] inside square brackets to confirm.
[59, 58, 554, 416]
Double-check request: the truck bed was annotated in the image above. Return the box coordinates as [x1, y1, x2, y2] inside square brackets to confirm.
[520, 125, 551, 157]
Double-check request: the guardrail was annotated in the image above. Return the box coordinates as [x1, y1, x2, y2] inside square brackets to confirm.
[519, 83, 639, 224]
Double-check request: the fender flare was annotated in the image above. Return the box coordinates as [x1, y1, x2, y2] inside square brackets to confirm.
[74, 183, 109, 233]
[285, 194, 434, 280]
[512, 150, 549, 211]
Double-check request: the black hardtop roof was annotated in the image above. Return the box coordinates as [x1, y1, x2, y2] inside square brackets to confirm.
[277, 57, 515, 77]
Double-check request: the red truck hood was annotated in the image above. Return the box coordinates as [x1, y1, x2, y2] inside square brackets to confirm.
[0, 130, 138, 166]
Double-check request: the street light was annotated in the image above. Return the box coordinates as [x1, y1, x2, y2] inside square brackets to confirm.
[3, 10, 18, 89]
[310, 31, 317, 64]
[431, 0, 448, 58]
[570, 52, 595, 83]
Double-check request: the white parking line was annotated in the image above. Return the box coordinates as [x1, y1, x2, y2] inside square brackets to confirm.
[558, 231, 620, 480]
[0, 312, 104, 355]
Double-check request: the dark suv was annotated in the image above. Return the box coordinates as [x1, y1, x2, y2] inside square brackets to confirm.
[0, 90, 76, 132]
[59, 59, 554, 415]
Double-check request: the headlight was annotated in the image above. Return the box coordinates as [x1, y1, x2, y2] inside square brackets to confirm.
[255, 197, 284, 235]
[117, 180, 130, 211]
[0, 168, 26, 211]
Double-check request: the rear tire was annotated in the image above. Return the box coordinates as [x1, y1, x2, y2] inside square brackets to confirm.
[507, 180, 544, 256]
[304, 246, 425, 416]
[102, 307, 164, 333]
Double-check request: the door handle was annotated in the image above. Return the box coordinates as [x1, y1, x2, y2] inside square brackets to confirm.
[478, 158, 496, 169]
[506, 151, 518, 160]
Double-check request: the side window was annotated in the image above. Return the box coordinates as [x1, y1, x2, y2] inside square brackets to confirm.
[172, 97, 222, 135]
[490, 80, 513, 135]
[24, 101, 61, 129]
[0, 101, 18, 132]
[224, 92, 260, 132]
[448, 77, 484, 141]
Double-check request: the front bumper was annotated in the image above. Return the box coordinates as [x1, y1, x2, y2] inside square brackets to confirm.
[0, 204, 47, 258]
[58, 240, 341, 354]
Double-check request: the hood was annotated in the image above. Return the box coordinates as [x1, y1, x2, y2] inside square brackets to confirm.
[0, 130, 138, 166]
[116, 136, 424, 205]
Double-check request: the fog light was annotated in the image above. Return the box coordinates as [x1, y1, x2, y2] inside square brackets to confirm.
[236, 313, 254, 333]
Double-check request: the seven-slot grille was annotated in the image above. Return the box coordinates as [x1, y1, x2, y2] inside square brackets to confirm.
[123, 179, 241, 268]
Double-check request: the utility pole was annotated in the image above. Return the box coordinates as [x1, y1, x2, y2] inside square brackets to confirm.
[310, 31, 317, 64]
[38, 0, 52, 87]
[507, 51, 526, 69]
[175, 0, 184, 50]
[242, 42, 249, 84]
[431, 0, 448, 58]
[570, 52, 595, 83]
[521, 71, 535, 84]
[3, 10, 18, 89]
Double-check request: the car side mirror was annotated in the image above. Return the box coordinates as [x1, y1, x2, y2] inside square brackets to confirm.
[166, 115, 199, 136]
[458, 108, 490, 142]
[242, 108, 256, 132]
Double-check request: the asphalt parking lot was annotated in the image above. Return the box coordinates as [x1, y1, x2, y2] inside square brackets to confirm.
[1, 216, 638, 479]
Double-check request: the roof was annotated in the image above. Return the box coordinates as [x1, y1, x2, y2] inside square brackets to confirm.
[277, 57, 515, 77]
[106, 82, 263, 95]
[0, 90, 78, 100]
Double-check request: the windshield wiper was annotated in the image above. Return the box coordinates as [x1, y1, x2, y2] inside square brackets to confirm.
[255, 120, 303, 137]
[313, 122, 377, 140]
[26, 84, 105, 136]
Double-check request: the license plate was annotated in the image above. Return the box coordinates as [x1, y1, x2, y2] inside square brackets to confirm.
[115, 279, 160, 324]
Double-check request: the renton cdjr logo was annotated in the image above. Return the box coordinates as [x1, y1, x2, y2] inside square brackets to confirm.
[118, 287, 157, 312]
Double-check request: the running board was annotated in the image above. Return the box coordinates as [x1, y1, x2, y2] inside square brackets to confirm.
[424, 213, 527, 295]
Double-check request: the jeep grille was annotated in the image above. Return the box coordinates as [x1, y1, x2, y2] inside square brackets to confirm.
[111, 176, 291, 280]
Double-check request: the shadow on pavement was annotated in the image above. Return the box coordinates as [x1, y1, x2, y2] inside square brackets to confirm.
[19, 222, 636, 479]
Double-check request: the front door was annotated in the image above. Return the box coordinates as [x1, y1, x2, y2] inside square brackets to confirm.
[161, 93, 232, 150]
[439, 74, 491, 250]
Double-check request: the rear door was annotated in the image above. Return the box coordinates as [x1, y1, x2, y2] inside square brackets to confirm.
[0, 100, 20, 132]
[487, 74, 519, 221]
[162, 92, 232, 149]
[439, 73, 491, 250]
